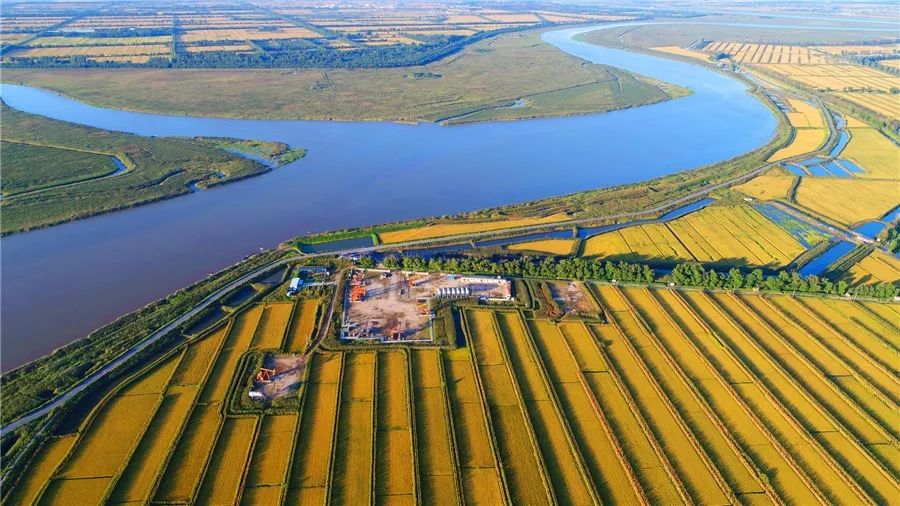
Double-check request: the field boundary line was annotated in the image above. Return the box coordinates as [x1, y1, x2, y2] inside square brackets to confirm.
[609, 286, 740, 504]
[730, 294, 900, 486]
[639, 288, 783, 504]
[855, 303, 900, 336]
[556, 320, 650, 505]
[699, 292, 873, 504]
[666, 289, 830, 504]
[508, 311, 602, 504]
[231, 416, 263, 505]
[369, 353, 379, 505]
[277, 301, 298, 352]
[456, 310, 513, 504]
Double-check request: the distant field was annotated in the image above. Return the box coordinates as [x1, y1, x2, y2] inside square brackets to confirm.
[380, 213, 570, 244]
[732, 168, 796, 200]
[582, 205, 806, 267]
[2, 30, 683, 122]
[0, 1, 642, 67]
[8, 291, 898, 504]
[843, 250, 900, 285]
[795, 178, 899, 225]
[768, 99, 827, 161]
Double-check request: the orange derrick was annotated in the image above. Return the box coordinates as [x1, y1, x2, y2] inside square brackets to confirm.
[416, 302, 429, 315]
[256, 367, 275, 383]
[350, 284, 367, 302]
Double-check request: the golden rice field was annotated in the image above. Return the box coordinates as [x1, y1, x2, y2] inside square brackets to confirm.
[732, 168, 796, 200]
[7, 44, 169, 58]
[180, 27, 320, 43]
[815, 45, 900, 55]
[379, 213, 569, 244]
[651, 46, 710, 61]
[881, 59, 900, 70]
[24, 36, 172, 47]
[768, 99, 827, 161]
[582, 205, 805, 267]
[507, 238, 575, 255]
[843, 250, 900, 285]
[839, 124, 900, 179]
[794, 178, 899, 225]
[7, 291, 899, 505]
[705, 42, 828, 64]
[835, 91, 900, 120]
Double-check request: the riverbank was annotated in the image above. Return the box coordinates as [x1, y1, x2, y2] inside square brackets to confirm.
[0, 29, 684, 123]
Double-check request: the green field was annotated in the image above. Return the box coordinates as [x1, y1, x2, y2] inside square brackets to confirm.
[2, 31, 684, 122]
[0, 104, 300, 234]
[0, 141, 119, 197]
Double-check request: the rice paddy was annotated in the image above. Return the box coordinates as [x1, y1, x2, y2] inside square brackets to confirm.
[732, 168, 797, 200]
[379, 213, 569, 244]
[768, 99, 827, 162]
[582, 204, 805, 267]
[506, 238, 576, 255]
[794, 178, 899, 225]
[838, 125, 900, 179]
[10, 291, 898, 505]
[843, 250, 900, 285]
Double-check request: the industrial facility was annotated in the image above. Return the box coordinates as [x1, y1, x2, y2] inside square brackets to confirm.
[341, 269, 511, 342]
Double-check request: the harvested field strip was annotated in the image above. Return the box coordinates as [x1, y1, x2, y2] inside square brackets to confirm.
[443, 348, 506, 504]
[774, 296, 899, 405]
[739, 295, 893, 445]
[464, 310, 553, 504]
[375, 351, 416, 503]
[245, 414, 299, 492]
[284, 299, 318, 353]
[410, 349, 460, 505]
[591, 288, 728, 504]
[108, 385, 199, 503]
[620, 288, 772, 500]
[170, 322, 230, 385]
[527, 319, 644, 504]
[808, 298, 898, 362]
[57, 356, 180, 480]
[495, 312, 598, 505]
[710, 293, 897, 502]
[651, 289, 825, 504]
[566, 320, 686, 504]
[38, 477, 112, 505]
[196, 416, 259, 505]
[153, 404, 222, 503]
[286, 353, 343, 503]
[684, 291, 869, 504]
[200, 305, 263, 403]
[4, 436, 76, 506]
[378, 213, 568, 244]
[250, 303, 293, 350]
[331, 352, 376, 505]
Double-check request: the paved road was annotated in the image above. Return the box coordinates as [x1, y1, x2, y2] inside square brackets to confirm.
[0, 255, 298, 435]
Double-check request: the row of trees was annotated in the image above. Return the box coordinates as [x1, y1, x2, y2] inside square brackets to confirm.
[365, 254, 899, 300]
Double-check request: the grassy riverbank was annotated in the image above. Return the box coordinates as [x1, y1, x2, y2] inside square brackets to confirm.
[0, 104, 304, 235]
[2, 30, 686, 122]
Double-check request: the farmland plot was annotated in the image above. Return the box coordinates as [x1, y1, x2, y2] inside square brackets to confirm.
[286, 353, 343, 503]
[526, 319, 644, 504]
[375, 351, 417, 504]
[410, 349, 460, 505]
[196, 416, 259, 505]
[331, 352, 376, 505]
[443, 348, 506, 504]
[794, 178, 899, 225]
[284, 299, 319, 352]
[243, 414, 300, 502]
[465, 310, 553, 504]
[4, 436, 77, 506]
[495, 312, 597, 504]
[200, 305, 263, 403]
[250, 303, 293, 350]
[154, 404, 223, 503]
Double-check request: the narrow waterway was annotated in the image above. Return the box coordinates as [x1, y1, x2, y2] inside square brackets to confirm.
[0, 24, 783, 370]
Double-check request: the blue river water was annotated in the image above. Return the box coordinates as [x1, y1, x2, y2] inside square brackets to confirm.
[0, 24, 782, 369]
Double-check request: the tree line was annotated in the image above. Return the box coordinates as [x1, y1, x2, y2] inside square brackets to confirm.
[362, 254, 899, 300]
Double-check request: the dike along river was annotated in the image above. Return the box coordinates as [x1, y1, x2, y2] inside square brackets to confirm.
[0, 25, 778, 370]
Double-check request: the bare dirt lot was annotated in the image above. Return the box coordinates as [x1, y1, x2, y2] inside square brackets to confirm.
[258, 354, 306, 400]
[548, 281, 598, 315]
[342, 269, 510, 341]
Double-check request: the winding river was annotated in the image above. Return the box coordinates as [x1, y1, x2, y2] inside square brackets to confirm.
[0, 24, 784, 370]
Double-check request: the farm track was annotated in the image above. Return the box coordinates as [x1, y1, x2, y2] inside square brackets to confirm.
[9, 290, 899, 505]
